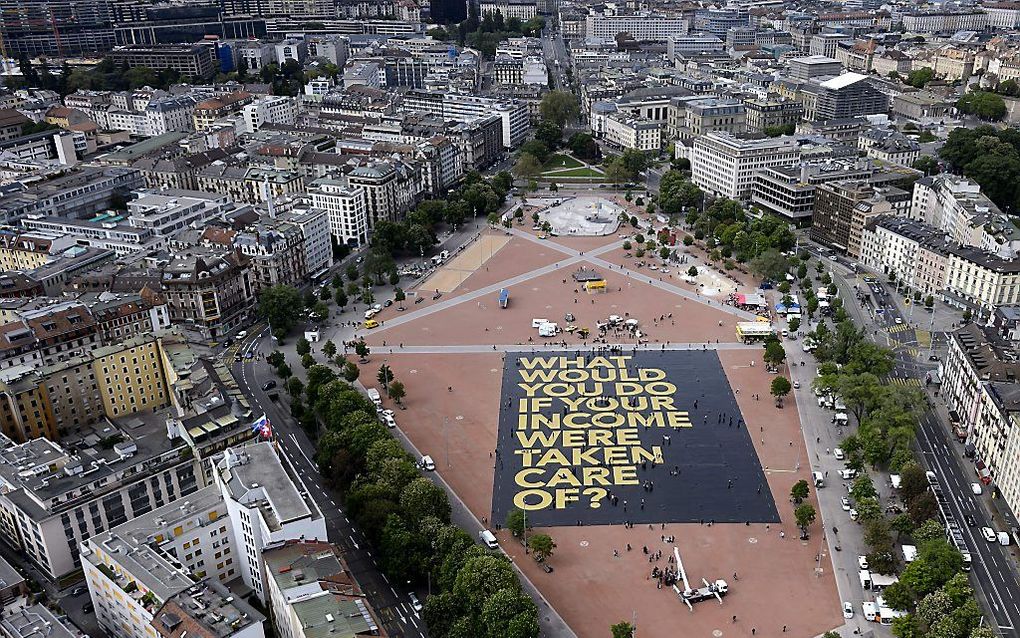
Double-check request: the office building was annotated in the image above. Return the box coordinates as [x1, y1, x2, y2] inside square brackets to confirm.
[584, 12, 689, 42]
[810, 73, 889, 121]
[161, 248, 254, 340]
[788, 55, 843, 80]
[479, 0, 537, 21]
[690, 132, 800, 202]
[108, 45, 219, 79]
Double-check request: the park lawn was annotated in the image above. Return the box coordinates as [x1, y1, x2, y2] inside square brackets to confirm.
[544, 166, 605, 178]
[543, 154, 584, 170]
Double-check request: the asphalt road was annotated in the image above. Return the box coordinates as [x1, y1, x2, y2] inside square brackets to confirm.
[805, 245, 1020, 636]
[231, 338, 429, 638]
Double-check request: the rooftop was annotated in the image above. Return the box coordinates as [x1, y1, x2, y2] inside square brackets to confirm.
[0, 604, 80, 638]
[217, 442, 318, 531]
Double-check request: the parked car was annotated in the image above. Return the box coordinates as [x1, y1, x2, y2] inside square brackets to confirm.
[843, 602, 854, 619]
[70, 587, 86, 597]
[839, 468, 857, 480]
[383, 413, 396, 429]
[841, 497, 851, 511]
[982, 527, 997, 543]
[971, 482, 983, 495]
[262, 380, 277, 391]
[420, 455, 436, 471]
[857, 555, 868, 570]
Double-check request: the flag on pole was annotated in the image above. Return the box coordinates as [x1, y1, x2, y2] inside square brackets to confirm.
[251, 414, 271, 439]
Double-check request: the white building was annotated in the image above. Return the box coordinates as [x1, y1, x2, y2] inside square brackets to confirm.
[275, 38, 307, 64]
[401, 90, 529, 148]
[279, 206, 332, 276]
[910, 174, 1020, 257]
[902, 10, 988, 32]
[241, 96, 298, 134]
[127, 190, 234, 238]
[690, 132, 800, 202]
[666, 33, 724, 60]
[238, 41, 275, 72]
[591, 105, 662, 151]
[585, 12, 689, 41]
[308, 180, 369, 247]
[479, 0, 538, 21]
[213, 443, 327, 602]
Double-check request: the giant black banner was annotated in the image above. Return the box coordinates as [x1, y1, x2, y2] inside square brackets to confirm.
[491, 350, 780, 527]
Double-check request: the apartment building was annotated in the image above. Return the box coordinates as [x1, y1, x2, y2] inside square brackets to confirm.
[263, 541, 384, 638]
[213, 443, 327, 602]
[479, 0, 537, 21]
[233, 220, 308, 291]
[0, 302, 100, 372]
[160, 248, 254, 340]
[1, 604, 81, 638]
[910, 175, 1020, 256]
[401, 90, 527, 148]
[858, 129, 921, 167]
[0, 367, 58, 443]
[811, 181, 910, 256]
[590, 105, 662, 152]
[902, 10, 988, 32]
[82, 485, 264, 638]
[0, 167, 143, 225]
[666, 34, 725, 60]
[108, 45, 219, 79]
[667, 98, 745, 143]
[193, 92, 255, 133]
[944, 245, 1020, 315]
[742, 98, 804, 133]
[941, 324, 1020, 519]
[308, 180, 369, 248]
[810, 73, 889, 121]
[690, 132, 800, 202]
[0, 230, 78, 271]
[0, 425, 201, 581]
[278, 206, 332, 276]
[241, 96, 298, 134]
[584, 12, 688, 42]
[858, 216, 951, 296]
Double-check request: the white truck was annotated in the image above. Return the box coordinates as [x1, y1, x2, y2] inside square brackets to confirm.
[367, 388, 381, 407]
[538, 322, 559, 337]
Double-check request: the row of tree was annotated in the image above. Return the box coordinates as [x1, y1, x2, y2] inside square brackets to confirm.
[798, 262, 987, 638]
[307, 372, 540, 637]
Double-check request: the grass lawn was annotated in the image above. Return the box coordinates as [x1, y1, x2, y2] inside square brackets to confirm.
[543, 154, 584, 170]
[544, 166, 605, 178]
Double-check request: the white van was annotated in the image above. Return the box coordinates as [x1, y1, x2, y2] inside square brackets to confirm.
[813, 471, 824, 487]
[862, 601, 878, 621]
[971, 482, 983, 495]
[531, 318, 549, 328]
[479, 529, 498, 549]
[420, 455, 436, 471]
[833, 448, 845, 461]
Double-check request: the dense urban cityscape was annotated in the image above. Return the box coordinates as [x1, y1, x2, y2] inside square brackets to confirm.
[0, 0, 1017, 636]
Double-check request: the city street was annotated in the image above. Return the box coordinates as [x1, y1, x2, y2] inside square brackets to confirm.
[804, 244, 1020, 636]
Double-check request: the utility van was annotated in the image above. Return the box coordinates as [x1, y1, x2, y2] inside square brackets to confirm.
[479, 529, 498, 549]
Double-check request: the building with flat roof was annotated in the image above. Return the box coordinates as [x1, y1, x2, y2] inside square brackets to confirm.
[690, 132, 800, 202]
[788, 56, 843, 80]
[109, 45, 219, 80]
[263, 541, 385, 638]
[214, 443, 326, 602]
[0, 604, 81, 638]
[810, 73, 889, 121]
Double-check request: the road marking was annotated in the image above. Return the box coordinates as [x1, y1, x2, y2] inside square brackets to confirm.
[289, 432, 314, 466]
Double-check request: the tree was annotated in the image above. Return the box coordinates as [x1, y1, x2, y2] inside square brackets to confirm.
[378, 364, 394, 391]
[481, 588, 539, 638]
[301, 353, 315, 368]
[770, 375, 792, 400]
[658, 170, 702, 215]
[258, 285, 303, 339]
[764, 340, 787, 367]
[907, 67, 934, 88]
[611, 622, 635, 638]
[322, 340, 337, 358]
[342, 360, 360, 382]
[913, 155, 940, 176]
[604, 158, 632, 184]
[513, 153, 543, 180]
[539, 90, 579, 128]
[296, 337, 312, 356]
[400, 478, 452, 525]
[506, 508, 527, 537]
[957, 91, 1007, 121]
[389, 380, 406, 405]
[355, 340, 370, 362]
[535, 121, 564, 149]
[788, 317, 801, 333]
[794, 503, 816, 530]
[749, 249, 791, 281]
[790, 479, 809, 504]
[568, 132, 599, 160]
[528, 533, 555, 560]
[687, 266, 698, 277]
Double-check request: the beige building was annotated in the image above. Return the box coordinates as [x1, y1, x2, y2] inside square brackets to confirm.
[92, 335, 169, 419]
[193, 92, 254, 132]
[0, 367, 58, 442]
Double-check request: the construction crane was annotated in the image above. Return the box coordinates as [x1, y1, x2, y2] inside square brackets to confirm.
[671, 546, 729, 611]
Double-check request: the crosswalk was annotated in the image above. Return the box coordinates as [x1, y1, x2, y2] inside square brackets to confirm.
[888, 377, 922, 387]
[888, 324, 914, 334]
